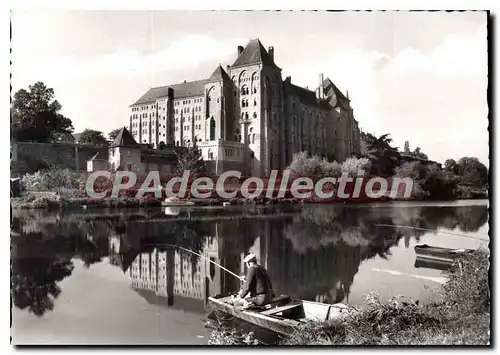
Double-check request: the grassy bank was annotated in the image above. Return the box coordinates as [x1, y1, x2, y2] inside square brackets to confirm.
[208, 248, 490, 345]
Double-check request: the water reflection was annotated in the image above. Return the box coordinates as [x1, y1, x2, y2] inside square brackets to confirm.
[11, 202, 488, 317]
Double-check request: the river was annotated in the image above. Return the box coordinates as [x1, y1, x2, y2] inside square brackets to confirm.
[11, 200, 489, 345]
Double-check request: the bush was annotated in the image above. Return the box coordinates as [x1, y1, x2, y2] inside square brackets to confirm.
[440, 247, 489, 316]
[21, 168, 86, 193]
[341, 157, 371, 177]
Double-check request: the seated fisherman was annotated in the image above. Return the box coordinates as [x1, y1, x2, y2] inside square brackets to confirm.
[233, 254, 275, 307]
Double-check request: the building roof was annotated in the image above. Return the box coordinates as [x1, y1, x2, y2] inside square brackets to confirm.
[284, 80, 328, 109]
[110, 127, 138, 147]
[206, 65, 231, 83]
[131, 80, 206, 106]
[72, 133, 82, 143]
[231, 39, 280, 69]
[323, 78, 350, 109]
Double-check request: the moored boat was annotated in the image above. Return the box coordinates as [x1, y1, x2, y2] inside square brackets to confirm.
[208, 294, 349, 337]
[161, 196, 195, 206]
[414, 244, 474, 262]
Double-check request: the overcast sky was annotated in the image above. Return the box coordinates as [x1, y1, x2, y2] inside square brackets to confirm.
[12, 10, 488, 165]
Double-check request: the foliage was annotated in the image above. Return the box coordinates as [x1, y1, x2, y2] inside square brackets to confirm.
[208, 326, 260, 345]
[20, 168, 86, 193]
[394, 162, 460, 200]
[11, 82, 74, 143]
[363, 133, 401, 176]
[108, 128, 122, 141]
[77, 129, 109, 146]
[341, 157, 371, 177]
[410, 147, 428, 160]
[174, 144, 208, 178]
[440, 247, 489, 316]
[456, 157, 488, 187]
[287, 152, 364, 178]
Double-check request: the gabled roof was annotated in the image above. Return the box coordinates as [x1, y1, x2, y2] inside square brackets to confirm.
[131, 80, 206, 106]
[206, 65, 231, 83]
[110, 127, 138, 147]
[231, 39, 280, 69]
[323, 78, 350, 109]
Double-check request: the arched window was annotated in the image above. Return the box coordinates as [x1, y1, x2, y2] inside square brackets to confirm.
[253, 112, 257, 119]
[252, 134, 255, 144]
[245, 112, 249, 120]
[254, 99, 257, 106]
[239, 71, 247, 82]
[210, 117, 216, 140]
[241, 99, 245, 107]
[248, 134, 251, 143]
[245, 99, 248, 107]
[241, 85, 248, 95]
[250, 127, 253, 133]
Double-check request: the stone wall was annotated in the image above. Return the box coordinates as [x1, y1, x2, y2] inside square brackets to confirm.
[12, 142, 109, 176]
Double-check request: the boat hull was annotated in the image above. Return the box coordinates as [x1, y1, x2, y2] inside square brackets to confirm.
[208, 296, 349, 337]
[414, 244, 474, 262]
[161, 201, 195, 206]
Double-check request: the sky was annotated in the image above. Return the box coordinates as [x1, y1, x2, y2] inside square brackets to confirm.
[11, 10, 489, 166]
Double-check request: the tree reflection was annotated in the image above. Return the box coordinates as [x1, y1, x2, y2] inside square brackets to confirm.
[11, 233, 74, 317]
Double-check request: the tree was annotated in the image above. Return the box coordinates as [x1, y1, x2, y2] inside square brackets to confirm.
[78, 129, 109, 146]
[174, 143, 208, 179]
[456, 157, 488, 187]
[11, 82, 74, 143]
[411, 147, 429, 160]
[444, 159, 458, 173]
[365, 133, 401, 176]
[108, 128, 122, 142]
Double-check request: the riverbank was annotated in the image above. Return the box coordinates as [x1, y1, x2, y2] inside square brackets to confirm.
[11, 191, 487, 210]
[208, 249, 490, 345]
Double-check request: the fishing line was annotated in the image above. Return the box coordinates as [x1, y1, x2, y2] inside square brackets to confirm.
[374, 224, 489, 242]
[143, 243, 242, 280]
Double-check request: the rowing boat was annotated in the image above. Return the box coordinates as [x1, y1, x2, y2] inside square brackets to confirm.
[414, 244, 474, 262]
[208, 294, 349, 337]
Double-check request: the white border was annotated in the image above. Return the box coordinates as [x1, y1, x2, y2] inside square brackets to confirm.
[3, 1, 497, 354]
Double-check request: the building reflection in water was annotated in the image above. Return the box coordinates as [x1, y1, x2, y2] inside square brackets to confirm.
[13, 202, 489, 316]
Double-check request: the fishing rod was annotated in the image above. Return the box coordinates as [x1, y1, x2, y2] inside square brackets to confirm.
[143, 243, 242, 280]
[374, 224, 489, 242]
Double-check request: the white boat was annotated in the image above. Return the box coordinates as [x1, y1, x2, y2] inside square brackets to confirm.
[208, 295, 349, 337]
[161, 196, 195, 206]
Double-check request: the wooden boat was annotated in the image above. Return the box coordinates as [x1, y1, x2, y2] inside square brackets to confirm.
[208, 294, 349, 337]
[414, 244, 474, 262]
[161, 196, 195, 206]
[414, 257, 453, 271]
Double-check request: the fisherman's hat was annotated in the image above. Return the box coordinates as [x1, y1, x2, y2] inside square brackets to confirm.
[244, 253, 257, 263]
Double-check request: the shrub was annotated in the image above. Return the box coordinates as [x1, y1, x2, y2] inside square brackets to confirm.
[341, 157, 372, 177]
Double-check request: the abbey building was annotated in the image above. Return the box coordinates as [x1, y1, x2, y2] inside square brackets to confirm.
[129, 39, 361, 176]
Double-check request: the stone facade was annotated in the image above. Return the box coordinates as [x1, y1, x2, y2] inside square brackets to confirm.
[129, 39, 362, 176]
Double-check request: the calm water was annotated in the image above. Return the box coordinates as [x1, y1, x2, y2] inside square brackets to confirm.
[11, 200, 489, 345]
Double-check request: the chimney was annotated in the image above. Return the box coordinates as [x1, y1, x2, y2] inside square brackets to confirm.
[237, 45, 244, 57]
[268, 46, 274, 62]
[319, 73, 324, 99]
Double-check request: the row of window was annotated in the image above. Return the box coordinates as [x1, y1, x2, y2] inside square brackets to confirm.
[241, 99, 258, 107]
[132, 104, 156, 112]
[174, 98, 203, 106]
[176, 106, 203, 114]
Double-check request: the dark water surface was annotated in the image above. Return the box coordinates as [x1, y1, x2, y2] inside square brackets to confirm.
[11, 200, 489, 345]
